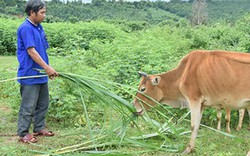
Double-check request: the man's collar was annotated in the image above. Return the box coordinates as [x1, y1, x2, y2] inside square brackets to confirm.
[26, 18, 38, 26]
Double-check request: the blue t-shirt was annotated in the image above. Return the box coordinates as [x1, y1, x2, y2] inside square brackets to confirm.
[17, 18, 49, 85]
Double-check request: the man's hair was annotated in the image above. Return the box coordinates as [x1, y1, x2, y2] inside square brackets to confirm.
[25, 0, 46, 16]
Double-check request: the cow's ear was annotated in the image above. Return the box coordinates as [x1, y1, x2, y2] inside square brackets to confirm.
[151, 76, 161, 85]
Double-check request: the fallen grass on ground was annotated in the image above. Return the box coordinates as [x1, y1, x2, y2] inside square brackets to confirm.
[0, 56, 249, 156]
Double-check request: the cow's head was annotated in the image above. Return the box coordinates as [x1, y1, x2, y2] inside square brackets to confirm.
[133, 72, 163, 116]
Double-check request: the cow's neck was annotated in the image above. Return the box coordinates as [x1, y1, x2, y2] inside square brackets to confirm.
[158, 66, 188, 108]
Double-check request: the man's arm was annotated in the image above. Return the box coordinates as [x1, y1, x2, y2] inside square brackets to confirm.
[27, 47, 58, 79]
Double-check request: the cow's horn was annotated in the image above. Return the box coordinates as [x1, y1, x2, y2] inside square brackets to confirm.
[138, 71, 148, 78]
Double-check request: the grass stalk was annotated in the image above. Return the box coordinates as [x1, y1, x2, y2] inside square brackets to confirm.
[0, 75, 47, 83]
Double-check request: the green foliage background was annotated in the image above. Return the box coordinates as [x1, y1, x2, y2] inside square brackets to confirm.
[0, 0, 250, 127]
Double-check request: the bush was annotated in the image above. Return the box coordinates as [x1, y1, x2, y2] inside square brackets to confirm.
[0, 18, 21, 55]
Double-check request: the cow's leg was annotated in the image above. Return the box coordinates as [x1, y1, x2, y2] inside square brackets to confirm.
[247, 108, 250, 131]
[183, 101, 202, 154]
[236, 109, 245, 131]
[225, 108, 231, 133]
[217, 108, 222, 131]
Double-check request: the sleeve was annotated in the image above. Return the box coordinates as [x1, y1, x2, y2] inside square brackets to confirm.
[19, 26, 36, 50]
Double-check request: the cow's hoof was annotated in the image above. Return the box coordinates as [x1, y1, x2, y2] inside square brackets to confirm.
[182, 146, 192, 154]
[236, 126, 241, 131]
[247, 151, 250, 156]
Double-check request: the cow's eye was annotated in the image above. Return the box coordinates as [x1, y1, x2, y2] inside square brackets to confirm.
[140, 87, 146, 92]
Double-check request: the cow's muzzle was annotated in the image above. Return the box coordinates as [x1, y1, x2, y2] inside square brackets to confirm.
[133, 109, 144, 116]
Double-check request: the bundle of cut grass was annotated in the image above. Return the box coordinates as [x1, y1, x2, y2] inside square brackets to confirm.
[1, 70, 188, 155]
[31, 71, 186, 155]
[50, 72, 185, 154]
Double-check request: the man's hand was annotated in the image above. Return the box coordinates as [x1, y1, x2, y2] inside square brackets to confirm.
[45, 66, 58, 80]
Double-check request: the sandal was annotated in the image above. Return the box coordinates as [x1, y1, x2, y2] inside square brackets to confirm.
[33, 130, 54, 137]
[19, 133, 38, 143]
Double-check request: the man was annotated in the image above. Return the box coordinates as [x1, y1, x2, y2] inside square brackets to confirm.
[16, 0, 58, 143]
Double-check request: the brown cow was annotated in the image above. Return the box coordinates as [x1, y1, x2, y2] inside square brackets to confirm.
[216, 108, 250, 133]
[133, 50, 250, 153]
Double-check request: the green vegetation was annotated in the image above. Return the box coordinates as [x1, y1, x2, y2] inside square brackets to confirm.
[1, 0, 250, 23]
[0, 0, 250, 155]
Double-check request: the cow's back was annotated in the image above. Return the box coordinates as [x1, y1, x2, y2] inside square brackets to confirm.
[179, 50, 250, 109]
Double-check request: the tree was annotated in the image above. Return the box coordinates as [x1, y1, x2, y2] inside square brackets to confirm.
[51, 0, 62, 4]
[92, 0, 106, 6]
[190, 0, 208, 25]
[3, 0, 17, 6]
